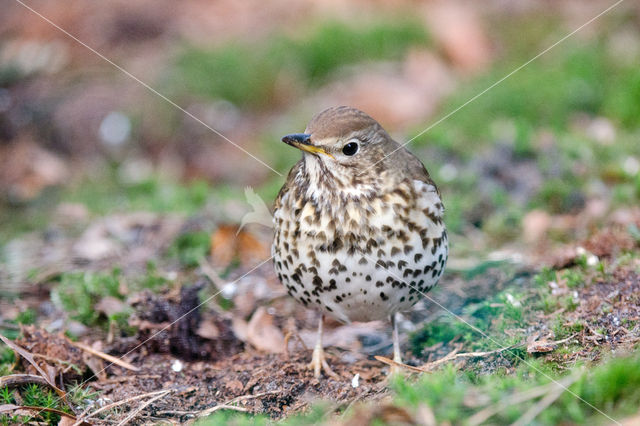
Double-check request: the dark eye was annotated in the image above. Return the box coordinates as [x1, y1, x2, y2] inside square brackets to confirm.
[342, 142, 359, 156]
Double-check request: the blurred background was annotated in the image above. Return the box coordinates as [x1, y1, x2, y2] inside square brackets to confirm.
[1, 0, 639, 252]
[1, 1, 640, 423]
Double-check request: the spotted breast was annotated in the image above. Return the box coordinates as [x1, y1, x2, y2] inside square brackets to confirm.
[272, 158, 448, 323]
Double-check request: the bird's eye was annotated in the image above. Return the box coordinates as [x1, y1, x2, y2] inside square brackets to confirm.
[342, 141, 359, 156]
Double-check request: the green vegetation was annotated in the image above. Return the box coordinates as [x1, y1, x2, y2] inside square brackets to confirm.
[196, 353, 640, 425]
[414, 36, 640, 235]
[174, 19, 430, 108]
[169, 230, 212, 267]
[51, 270, 126, 327]
[389, 353, 640, 424]
[64, 175, 211, 216]
[0, 347, 14, 377]
[2, 9, 640, 426]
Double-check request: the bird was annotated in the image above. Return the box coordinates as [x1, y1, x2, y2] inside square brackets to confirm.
[272, 106, 448, 378]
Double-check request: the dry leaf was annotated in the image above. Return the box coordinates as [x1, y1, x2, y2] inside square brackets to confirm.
[236, 229, 269, 267]
[0, 334, 66, 397]
[95, 296, 127, 317]
[196, 319, 220, 340]
[211, 224, 269, 269]
[246, 307, 284, 353]
[211, 225, 237, 268]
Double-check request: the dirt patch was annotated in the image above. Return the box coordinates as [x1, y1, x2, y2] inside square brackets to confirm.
[88, 351, 387, 423]
[121, 282, 244, 361]
[573, 268, 640, 350]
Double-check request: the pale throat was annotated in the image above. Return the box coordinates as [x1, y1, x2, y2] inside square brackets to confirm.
[300, 154, 382, 205]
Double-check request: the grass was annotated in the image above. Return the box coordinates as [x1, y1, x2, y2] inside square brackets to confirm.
[51, 270, 127, 327]
[0, 383, 70, 424]
[169, 230, 212, 268]
[195, 353, 640, 425]
[173, 18, 430, 108]
[389, 352, 640, 424]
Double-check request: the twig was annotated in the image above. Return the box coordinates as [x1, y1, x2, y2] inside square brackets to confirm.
[511, 373, 581, 426]
[67, 340, 140, 372]
[115, 391, 172, 426]
[283, 331, 308, 359]
[194, 390, 280, 418]
[375, 344, 515, 373]
[196, 404, 249, 417]
[0, 404, 79, 421]
[73, 388, 173, 425]
[0, 374, 51, 389]
[98, 374, 161, 384]
[374, 356, 424, 373]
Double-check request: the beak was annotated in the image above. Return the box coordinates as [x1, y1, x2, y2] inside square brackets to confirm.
[281, 133, 334, 159]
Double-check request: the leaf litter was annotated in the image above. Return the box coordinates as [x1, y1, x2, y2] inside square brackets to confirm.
[2, 208, 640, 423]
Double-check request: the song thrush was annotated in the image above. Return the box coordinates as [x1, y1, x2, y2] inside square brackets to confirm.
[273, 106, 448, 378]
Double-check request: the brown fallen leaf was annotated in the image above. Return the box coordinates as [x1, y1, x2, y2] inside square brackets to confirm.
[0, 333, 66, 398]
[211, 224, 270, 269]
[196, 319, 220, 340]
[211, 225, 237, 269]
[246, 307, 284, 353]
[236, 228, 270, 267]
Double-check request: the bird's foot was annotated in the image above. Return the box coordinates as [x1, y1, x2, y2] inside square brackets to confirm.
[308, 344, 340, 380]
[389, 364, 405, 377]
[388, 352, 406, 377]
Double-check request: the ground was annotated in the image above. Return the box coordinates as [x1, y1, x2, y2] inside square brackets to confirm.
[2, 0, 640, 425]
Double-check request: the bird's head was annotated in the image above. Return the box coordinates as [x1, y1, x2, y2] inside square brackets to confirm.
[282, 106, 399, 189]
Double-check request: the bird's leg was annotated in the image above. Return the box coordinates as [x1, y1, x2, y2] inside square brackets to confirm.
[390, 312, 404, 376]
[308, 314, 339, 379]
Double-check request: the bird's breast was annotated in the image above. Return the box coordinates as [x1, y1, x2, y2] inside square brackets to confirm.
[272, 179, 447, 323]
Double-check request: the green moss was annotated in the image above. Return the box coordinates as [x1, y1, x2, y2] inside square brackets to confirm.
[534, 267, 557, 288]
[65, 175, 211, 215]
[20, 384, 70, 424]
[51, 270, 126, 326]
[15, 308, 37, 325]
[137, 261, 171, 290]
[562, 269, 585, 288]
[169, 230, 211, 267]
[386, 353, 640, 425]
[196, 411, 269, 425]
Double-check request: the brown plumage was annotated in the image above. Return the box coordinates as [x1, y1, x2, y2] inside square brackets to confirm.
[273, 106, 448, 378]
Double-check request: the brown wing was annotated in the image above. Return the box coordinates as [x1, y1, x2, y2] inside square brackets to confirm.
[391, 144, 440, 193]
